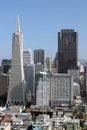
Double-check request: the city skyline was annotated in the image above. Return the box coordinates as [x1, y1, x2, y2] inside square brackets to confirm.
[0, 0, 87, 61]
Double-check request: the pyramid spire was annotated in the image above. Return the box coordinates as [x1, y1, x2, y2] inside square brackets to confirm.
[16, 16, 20, 32]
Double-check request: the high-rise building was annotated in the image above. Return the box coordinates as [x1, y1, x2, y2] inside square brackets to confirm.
[34, 49, 45, 67]
[58, 29, 78, 73]
[36, 71, 50, 106]
[23, 49, 33, 66]
[24, 64, 35, 104]
[50, 73, 73, 107]
[53, 52, 58, 68]
[46, 57, 52, 72]
[7, 17, 26, 105]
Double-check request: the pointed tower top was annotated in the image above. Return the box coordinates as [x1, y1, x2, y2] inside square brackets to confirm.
[16, 16, 20, 32]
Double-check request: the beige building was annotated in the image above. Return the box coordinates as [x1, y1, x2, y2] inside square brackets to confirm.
[35, 63, 43, 73]
[0, 74, 9, 96]
[46, 57, 52, 72]
[51, 67, 57, 73]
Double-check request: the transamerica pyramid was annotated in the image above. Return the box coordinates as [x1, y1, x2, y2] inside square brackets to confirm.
[7, 17, 26, 105]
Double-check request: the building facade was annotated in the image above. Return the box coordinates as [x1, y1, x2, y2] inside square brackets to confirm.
[50, 74, 73, 107]
[24, 64, 35, 104]
[36, 72, 50, 106]
[73, 82, 80, 97]
[7, 17, 26, 105]
[2, 59, 12, 74]
[58, 29, 78, 73]
[23, 49, 33, 66]
[53, 52, 58, 68]
[0, 74, 9, 96]
[0, 66, 3, 74]
[35, 63, 43, 73]
[34, 49, 45, 68]
[68, 68, 79, 84]
[46, 57, 52, 72]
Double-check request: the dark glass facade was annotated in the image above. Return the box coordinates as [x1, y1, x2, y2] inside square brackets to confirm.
[34, 49, 44, 67]
[58, 29, 78, 73]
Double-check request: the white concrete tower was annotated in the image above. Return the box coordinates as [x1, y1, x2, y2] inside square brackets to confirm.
[7, 17, 26, 105]
[23, 49, 33, 66]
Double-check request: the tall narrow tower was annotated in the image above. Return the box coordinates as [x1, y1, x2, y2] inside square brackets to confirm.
[34, 49, 45, 67]
[7, 17, 26, 105]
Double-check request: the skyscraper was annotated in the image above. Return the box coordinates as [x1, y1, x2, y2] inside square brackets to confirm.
[7, 17, 26, 105]
[35, 71, 50, 106]
[58, 29, 78, 73]
[46, 57, 52, 72]
[36, 73, 50, 106]
[24, 64, 35, 104]
[34, 49, 45, 68]
[23, 49, 33, 66]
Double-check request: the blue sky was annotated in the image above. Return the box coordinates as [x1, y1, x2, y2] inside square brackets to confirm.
[0, 0, 87, 62]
